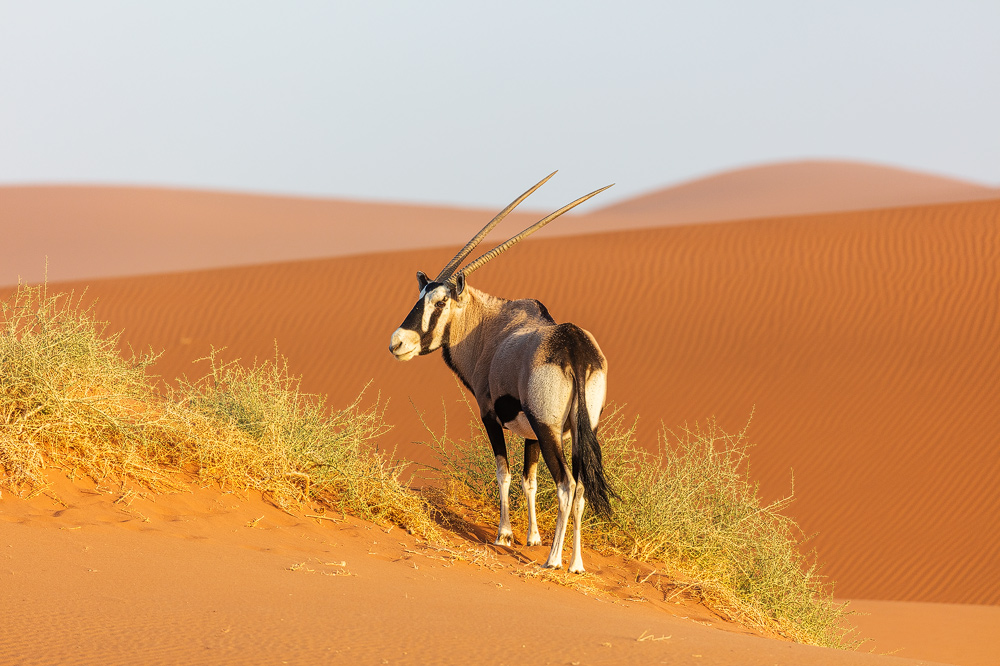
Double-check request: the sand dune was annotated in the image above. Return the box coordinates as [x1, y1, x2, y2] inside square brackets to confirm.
[595, 160, 1000, 220]
[846, 600, 1000, 666]
[8, 196, 997, 611]
[6, 161, 996, 287]
[0, 184, 539, 286]
[3, 474, 990, 666]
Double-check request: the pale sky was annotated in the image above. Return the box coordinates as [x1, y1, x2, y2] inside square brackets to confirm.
[1, 1, 998, 210]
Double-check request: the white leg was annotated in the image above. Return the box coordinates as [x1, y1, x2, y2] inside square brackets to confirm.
[544, 476, 575, 568]
[495, 455, 513, 546]
[568, 482, 586, 573]
[522, 459, 542, 546]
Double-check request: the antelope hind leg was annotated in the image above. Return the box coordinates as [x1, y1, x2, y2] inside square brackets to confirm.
[545, 475, 575, 568]
[527, 417, 573, 568]
[568, 481, 586, 573]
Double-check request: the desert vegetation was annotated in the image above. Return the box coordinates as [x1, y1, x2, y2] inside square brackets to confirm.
[0, 284, 437, 536]
[1, 284, 851, 649]
[427, 401, 852, 647]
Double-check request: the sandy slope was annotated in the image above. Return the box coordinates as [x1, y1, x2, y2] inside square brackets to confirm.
[595, 160, 1000, 220]
[846, 600, 1000, 666]
[0, 476, 971, 666]
[5, 161, 997, 286]
[7, 197, 997, 610]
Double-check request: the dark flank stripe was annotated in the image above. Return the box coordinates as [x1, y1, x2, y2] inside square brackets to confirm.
[494, 394, 522, 424]
[441, 324, 473, 391]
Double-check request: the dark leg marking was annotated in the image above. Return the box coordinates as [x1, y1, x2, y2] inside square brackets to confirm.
[525, 410, 574, 568]
[483, 418, 508, 460]
[525, 410, 568, 485]
[483, 418, 513, 546]
[523, 438, 540, 479]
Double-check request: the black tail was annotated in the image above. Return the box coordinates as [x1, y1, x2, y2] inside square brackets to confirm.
[571, 367, 616, 517]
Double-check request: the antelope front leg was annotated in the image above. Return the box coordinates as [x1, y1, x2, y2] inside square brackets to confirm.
[494, 454, 514, 546]
[483, 419, 513, 546]
[522, 439, 542, 546]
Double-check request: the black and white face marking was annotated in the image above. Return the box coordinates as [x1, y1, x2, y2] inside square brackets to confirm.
[388, 272, 463, 361]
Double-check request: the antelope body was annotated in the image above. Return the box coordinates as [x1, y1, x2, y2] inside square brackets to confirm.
[389, 173, 614, 573]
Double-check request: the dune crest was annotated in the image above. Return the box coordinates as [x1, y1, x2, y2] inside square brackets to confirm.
[595, 160, 1000, 220]
[6, 161, 996, 287]
[0, 185, 537, 286]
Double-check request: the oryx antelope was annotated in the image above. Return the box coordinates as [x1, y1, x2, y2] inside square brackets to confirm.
[389, 173, 615, 573]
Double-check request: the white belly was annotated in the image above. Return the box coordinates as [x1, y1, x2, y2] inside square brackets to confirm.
[503, 412, 537, 440]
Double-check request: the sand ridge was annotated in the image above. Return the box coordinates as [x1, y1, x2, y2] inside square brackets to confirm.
[5, 160, 998, 287]
[0, 184, 541, 286]
[6, 197, 997, 609]
[594, 160, 1000, 219]
[0, 474, 966, 666]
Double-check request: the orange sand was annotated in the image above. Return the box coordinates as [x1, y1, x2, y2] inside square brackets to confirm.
[3, 174, 998, 664]
[846, 600, 1000, 666]
[12, 196, 996, 607]
[0, 476, 982, 666]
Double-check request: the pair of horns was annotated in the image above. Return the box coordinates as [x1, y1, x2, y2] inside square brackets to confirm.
[434, 172, 614, 285]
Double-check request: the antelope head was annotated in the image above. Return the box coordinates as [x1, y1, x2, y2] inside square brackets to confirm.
[388, 173, 612, 361]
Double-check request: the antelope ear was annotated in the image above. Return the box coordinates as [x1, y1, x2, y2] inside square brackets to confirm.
[451, 273, 466, 297]
[416, 271, 430, 291]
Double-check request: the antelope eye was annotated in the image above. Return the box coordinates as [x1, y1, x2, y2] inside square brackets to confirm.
[434, 299, 446, 309]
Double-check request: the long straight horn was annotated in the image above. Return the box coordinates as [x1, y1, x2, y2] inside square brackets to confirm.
[451, 183, 614, 283]
[433, 171, 557, 282]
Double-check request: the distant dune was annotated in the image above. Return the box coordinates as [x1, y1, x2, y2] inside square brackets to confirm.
[0, 185, 541, 286]
[595, 160, 1000, 220]
[9, 197, 997, 610]
[5, 161, 997, 286]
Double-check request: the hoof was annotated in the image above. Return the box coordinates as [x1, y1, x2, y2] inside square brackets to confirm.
[568, 565, 586, 574]
[494, 533, 513, 547]
[543, 561, 562, 570]
[526, 535, 542, 547]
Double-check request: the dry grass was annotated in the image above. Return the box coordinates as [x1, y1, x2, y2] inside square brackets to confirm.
[0, 284, 177, 492]
[422, 396, 856, 649]
[0, 284, 438, 537]
[177, 349, 436, 533]
[2, 283, 854, 647]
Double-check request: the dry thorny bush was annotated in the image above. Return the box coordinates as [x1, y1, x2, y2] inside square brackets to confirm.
[1, 284, 855, 649]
